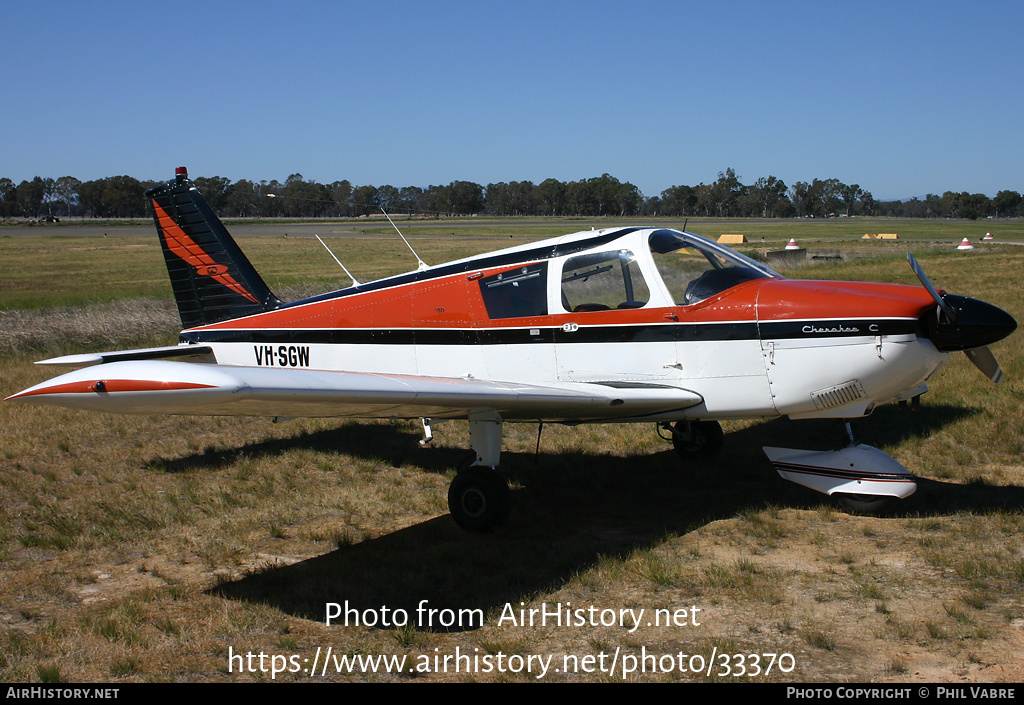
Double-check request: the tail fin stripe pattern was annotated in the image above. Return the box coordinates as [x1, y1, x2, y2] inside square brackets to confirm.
[152, 201, 259, 304]
[146, 168, 281, 329]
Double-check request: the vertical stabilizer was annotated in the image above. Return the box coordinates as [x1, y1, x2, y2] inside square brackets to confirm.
[146, 167, 281, 328]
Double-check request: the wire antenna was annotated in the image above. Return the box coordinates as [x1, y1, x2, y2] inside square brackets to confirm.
[315, 234, 360, 288]
[382, 208, 428, 270]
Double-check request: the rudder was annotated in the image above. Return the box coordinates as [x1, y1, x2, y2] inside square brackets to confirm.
[146, 167, 281, 328]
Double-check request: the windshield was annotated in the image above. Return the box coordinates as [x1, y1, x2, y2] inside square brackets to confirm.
[648, 229, 779, 305]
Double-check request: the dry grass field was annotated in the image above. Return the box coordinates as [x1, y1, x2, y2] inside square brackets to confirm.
[1, 219, 1023, 683]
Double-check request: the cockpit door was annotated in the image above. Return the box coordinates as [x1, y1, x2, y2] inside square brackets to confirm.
[553, 248, 677, 382]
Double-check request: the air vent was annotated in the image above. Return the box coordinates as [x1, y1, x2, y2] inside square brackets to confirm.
[811, 380, 867, 410]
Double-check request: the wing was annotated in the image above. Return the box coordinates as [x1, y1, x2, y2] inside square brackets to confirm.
[6, 360, 704, 422]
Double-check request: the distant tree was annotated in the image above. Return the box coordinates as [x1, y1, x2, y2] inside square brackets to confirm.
[694, 183, 715, 217]
[282, 175, 331, 217]
[225, 179, 261, 217]
[486, 181, 537, 216]
[441, 181, 484, 215]
[331, 180, 353, 216]
[940, 191, 962, 218]
[859, 191, 876, 217]
[772, 196, 795, 218]
[53, 176, 82, 217]
[960, 193, 990, 220]
[413, 186, 438, 216]
[352, 185, 378, 216]
[102, 176, 146, 217]
[374, 185, 399, 212]
[709, 168, 744, 217]
[396, 185, 421, 215]
[535, 178, 567, 216]
[748, 176, 787, 218]
[17, 177, 48, 217]
[805, 178, 842, 217]
[595, 175, 642, 216]
[78, 179, 105, 217]
[0, 177, 18, 217]
[194, 176, 232, 214]
[789, 181, 809, 217]
[840, 183, 864, 217]
[260, 180, 285, 217]
[660, 184, 697, 217]
[640, 195, 661, 216]
[565, 179, 597, 216]
[993, 190, 1022, 218]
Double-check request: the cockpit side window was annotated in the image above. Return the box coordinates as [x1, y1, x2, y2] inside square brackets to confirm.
[478, 263, 549, 319]
[649, 230, 775, 305]
[560, 250, 650, 313]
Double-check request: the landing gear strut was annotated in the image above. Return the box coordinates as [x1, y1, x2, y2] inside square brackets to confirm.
[446, 412, 511, 532]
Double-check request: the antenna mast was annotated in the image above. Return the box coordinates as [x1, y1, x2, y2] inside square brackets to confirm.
[382, 209, 428, 270]
[315, 234, 360, 288]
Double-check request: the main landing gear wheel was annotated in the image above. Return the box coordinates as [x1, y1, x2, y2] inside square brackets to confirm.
[447, 467, 511, 532]
[834, 493, 897, 515]
[671, 420, 724, 458]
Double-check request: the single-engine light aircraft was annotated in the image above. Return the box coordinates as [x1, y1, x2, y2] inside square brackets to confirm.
[7, 168, 1018, 530]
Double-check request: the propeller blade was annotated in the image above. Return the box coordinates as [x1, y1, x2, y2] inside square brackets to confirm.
[965, 346, 1004, 384]
[907, 253, 957, 323]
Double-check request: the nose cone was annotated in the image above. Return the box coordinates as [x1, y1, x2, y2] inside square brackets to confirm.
[928, 294, 1018, 351]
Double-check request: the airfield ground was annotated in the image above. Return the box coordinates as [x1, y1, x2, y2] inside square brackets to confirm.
[1, 218, 1023, 682]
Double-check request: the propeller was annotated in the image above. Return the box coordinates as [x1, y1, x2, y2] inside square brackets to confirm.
[907, 252, 957, 323]
[965, 346, 1003, 385]
[907, 253, 1016, 384]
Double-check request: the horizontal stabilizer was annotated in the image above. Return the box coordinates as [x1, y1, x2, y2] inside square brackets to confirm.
[36, 345, 215, 368]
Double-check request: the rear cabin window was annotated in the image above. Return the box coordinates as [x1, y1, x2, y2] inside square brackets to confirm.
[478, 263, 549, 319]
[560, 250, 649, 313]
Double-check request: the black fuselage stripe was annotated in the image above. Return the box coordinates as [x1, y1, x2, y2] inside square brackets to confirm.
[181, 319, 919, 346]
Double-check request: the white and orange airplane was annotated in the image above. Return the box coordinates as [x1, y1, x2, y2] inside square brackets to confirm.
[6, 168, 1017, 530]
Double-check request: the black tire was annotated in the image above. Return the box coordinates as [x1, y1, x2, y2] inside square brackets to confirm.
[447, 468, 511, 532]
[835, 493, 896, 515]
[672, 420, 724, 458]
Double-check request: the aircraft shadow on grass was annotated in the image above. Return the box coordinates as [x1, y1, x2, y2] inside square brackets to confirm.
[206, 401, 1024, 628]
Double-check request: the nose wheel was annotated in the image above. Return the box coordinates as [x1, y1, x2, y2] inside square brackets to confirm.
[448, 467, 511, 532]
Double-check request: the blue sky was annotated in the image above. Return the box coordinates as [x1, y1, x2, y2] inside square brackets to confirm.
[2, 0, 1021, 200]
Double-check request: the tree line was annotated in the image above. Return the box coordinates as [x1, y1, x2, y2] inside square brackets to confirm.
[1, 169, 1021, 221]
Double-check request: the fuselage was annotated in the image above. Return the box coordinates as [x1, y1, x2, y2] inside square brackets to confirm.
[177, 227, 946, 422]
